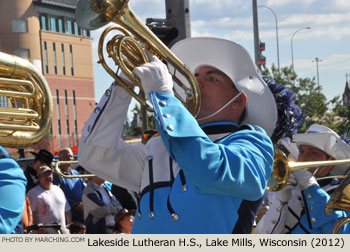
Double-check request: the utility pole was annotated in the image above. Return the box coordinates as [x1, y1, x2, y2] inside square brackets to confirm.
[165, 0, 191, 47]
[312, 57, 322, 86]
[252, 0, 261, 70]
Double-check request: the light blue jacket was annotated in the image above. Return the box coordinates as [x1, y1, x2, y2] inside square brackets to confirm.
[131, 92, 274, 233]
[0, 146, 26, 234]
[293, 185, 350, 234]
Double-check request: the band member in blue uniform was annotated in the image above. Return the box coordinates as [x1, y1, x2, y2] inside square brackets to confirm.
[0, 146, 27, 234]
[256, 124, 350, 234]
[78, 37, 300, 233]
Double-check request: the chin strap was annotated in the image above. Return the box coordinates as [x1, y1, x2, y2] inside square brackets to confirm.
[197, 90, 244, 122]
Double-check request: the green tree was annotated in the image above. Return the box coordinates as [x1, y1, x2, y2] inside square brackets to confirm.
[127, 103, 157, 137]
[262, 64, 328, 132]
[329, 96, 350, 135]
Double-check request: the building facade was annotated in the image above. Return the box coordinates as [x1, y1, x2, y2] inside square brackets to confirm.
[0, 0, 95, 154]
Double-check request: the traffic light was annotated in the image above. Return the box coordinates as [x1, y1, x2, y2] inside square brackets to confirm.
[258, 41, 266, 66]
[146, 18, 179, 47]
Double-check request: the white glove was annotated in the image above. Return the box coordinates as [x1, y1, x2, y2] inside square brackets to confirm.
[132, 55, 174, 100]
[278, 173, 297, 203]
[292, 169, 318, 190]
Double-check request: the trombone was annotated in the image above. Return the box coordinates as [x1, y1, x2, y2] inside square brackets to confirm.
[75, 0, 201, 117]
[267, 149, 350, 191]
[54, 161, 96, 179]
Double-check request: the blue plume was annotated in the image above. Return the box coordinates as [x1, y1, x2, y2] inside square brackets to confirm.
[263, 76, 305, 144]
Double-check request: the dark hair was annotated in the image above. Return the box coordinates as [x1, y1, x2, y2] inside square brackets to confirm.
[114, 209, 136, 233]
[69, 222, 86, 234]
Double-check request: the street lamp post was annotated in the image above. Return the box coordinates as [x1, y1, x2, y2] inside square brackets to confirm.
[313, 57, 323, 87]
[258, 5, 280, 72]
[291, 27, 311, 74]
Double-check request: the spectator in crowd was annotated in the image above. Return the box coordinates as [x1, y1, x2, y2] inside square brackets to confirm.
[0, 146, 26, 234]
[24, 149, 54, 192]
[68, 222, 86, 234]
[82, 175, 123, 234]
[114, 209, 135, 234]
[111, 184, 139, 211]
[256, 124, 350, 234]
[27, 166, 71, 234]
[53, 147, 85, 223]
[21, 196, 33, 233]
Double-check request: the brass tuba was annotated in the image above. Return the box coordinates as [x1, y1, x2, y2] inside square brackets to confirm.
[267, 149, 350, 191]
[0, 52, 53, 148]
[325, 176, 350, 234]
[75, 0, 201, 117]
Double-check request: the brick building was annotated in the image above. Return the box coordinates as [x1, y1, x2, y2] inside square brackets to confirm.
[0, 0, 95, 154]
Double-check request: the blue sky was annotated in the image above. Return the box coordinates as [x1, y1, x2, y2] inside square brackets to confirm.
[91, 0, 350, 107]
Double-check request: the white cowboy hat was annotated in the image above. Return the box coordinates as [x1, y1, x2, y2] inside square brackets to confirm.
[294, 124, 350, 175]
[277, 138, 299, 160]
[170, 37, 277, 137]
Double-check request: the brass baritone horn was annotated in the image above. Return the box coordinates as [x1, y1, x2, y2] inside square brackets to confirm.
[267, 149, 350, 191]
[325, 176, 350, 234]
[0, 52, 53, 148]
[75, 0, 201, 117]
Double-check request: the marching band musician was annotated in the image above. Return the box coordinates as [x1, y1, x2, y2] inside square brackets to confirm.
[0, 146, 26, 234]
[78, 37, 300, 233]
[256, 124, 350, 234]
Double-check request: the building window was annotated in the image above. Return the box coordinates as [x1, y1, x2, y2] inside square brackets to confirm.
[49, 17, 57, 32]
[74, 22, 80, 36]
[57, 18, 64, 33]
[69, 45, 74, 76]
[72, 90, 78, 144]
[61, 44, 66, 75]
[66, 20, 73, 35]
[12, 20, 28, 33]
[64, 90, 70, 147]
[40, 15, 48, 30]
[0, 96, 10, 107]
[56, 89, 62, 148]
[14, 49, 30, 59]
[52, 43, 57, 74]
[43, 41, 49, 74]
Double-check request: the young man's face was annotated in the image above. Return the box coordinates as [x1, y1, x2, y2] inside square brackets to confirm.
[187, 66, 241, 123]
[297, 144, 333, 178]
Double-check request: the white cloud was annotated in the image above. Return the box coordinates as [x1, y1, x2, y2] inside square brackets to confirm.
[296, 53, 350, 73]
[190, 0, 249, 16]
[192, 28, 253, 41]
[266, 0, 316, 7]
[321, 54, 350, 71]
[307, 26, 350, 41]
[280, 13, 350, 26]
[334, 0, 350, 9]
[192, 16, 252, 29]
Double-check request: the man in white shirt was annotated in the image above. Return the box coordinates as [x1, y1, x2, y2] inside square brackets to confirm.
[27, 166, 71, 234]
